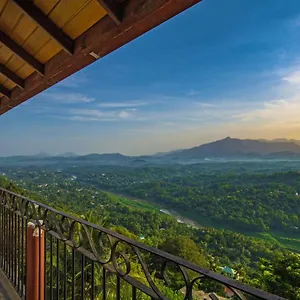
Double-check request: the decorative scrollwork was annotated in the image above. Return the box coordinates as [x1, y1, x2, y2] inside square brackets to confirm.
[0, 188, 285, 300]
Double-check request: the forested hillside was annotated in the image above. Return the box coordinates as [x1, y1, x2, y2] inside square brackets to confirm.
[0, 172, 299, 299]
[125, 171, 300, 233]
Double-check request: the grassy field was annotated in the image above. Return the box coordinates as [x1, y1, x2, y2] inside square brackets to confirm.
[117, 196, 159, 212]
[267, 232, 300, 252]
[104, 190, 160, 212]
[182, 210, 300, 252]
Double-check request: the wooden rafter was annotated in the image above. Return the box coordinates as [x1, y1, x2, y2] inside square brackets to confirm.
[0, 30, 44, 75]
[0, 96, 3, 108]
[0, 0, 202, 115]
[96, 0, 124, 25]
[0, 85, 11, 99]
[11, 0, 74, 55]
[0, 64, 24, 89]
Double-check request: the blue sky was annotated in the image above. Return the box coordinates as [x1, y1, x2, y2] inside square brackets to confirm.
[2, 0, 300, 155]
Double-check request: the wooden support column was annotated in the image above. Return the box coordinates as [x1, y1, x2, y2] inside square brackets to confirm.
[26, 222, 45, 300]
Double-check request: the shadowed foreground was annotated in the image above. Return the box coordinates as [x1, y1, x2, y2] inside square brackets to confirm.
[0, 269, 19, 300]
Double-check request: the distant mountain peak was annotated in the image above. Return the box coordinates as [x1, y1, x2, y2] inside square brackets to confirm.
[167, 137, 300, 158]
[57, 152, 78, 157]
[34, 152, 50, 158]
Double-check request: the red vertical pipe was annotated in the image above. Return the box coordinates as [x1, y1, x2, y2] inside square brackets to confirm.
[26, 222, 45, 300]
[39, 228, 45, 300]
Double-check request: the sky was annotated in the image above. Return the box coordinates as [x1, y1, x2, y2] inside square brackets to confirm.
[1, 0, 300, 156]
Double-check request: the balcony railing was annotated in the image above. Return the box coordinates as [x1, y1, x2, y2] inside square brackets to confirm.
[0, 187, 285, 300]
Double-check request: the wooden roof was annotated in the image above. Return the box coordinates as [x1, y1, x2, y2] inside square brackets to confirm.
[0, 0, 201, 115]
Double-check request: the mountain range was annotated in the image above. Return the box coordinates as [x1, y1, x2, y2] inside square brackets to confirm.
[260, 138, 300, 146]
[169, 137, 300, 158]
[2, 137, 300, 163]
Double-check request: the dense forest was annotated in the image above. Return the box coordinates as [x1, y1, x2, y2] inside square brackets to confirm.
[125, 172, 300, 233]
[52, 164, 300, 237]
[0, 160, 299, 299]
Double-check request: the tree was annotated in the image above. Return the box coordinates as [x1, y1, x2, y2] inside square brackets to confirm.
[258, 253, 300, 299]
[159, 236, 207, 267]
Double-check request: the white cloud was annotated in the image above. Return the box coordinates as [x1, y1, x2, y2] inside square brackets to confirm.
[233, 96, 300, 127]
[118, 111, 130, 119]
[187, 90, 200, 97]
[67, 108, 136, 122]
[66, 98, 254, 124]
[68, 116, 101, 122]
[97, 101, 149, 108]
[282, 71, 300, 84]
[45, 65, 300, 138]
[58, 74, 87, 88]
[194, 102, 218, 108]
[46, 92, 95, 103]
[69, 109, 104, 118]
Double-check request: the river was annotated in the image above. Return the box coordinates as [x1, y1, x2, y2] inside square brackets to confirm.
[159, 208, 203, 229]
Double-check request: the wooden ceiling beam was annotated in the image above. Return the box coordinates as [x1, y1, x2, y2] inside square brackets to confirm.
[11, 0, 74, 55]
[0, 96, 3, 108]
[96, 0, 124, 25]
[0, 0, 202, 115]
[0, 64, 24, 89]
[0, 85, 11, 99]
[0, 30, 44, 75]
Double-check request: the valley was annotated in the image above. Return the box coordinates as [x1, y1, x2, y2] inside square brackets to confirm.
[0, 137, 300, 298]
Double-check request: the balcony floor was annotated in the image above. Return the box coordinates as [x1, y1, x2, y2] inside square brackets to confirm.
[0, 269, 20, 300]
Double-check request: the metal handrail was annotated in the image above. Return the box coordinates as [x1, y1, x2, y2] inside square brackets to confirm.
[0, 187, 286, 300]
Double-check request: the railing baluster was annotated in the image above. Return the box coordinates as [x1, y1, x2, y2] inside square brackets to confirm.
[12, 209, 14, 282]
[6, 206, 8, 276]
[24, 217, 28, 298]
[21, 218, 24, 297]
[8, 208, 11, 279]
[71, 248, 75, 300]
[56, 239, 60, 300]
[81, 254, 85, 300]
[9, 208, 12, 277]
[50, 234, 53, 300]
[1, 201, 3, 269]
[17, 216, 20, 293]
[0, 201, 1, 266]
[0, 202, 2, 267]
[0, 202, 3, 268]
[102, 268, 106, 300]
[63, 243, 67, 300]
[4, 204, 6, 271]
[132, 286, 136, 300]
[9, 207, 11, 277]
[13, 207, 19, 287]
[116, 276, 121, 300]
[91, 261, 95, 300]
[8, 207, 10, 278]
[10, 208, 13, 282]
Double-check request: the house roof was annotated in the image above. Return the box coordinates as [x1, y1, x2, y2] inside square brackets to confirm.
[221, 266, 235, 275]
[0, 0, 201, 115]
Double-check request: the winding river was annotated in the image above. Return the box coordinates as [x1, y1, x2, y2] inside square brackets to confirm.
[159, 208, 203, 229]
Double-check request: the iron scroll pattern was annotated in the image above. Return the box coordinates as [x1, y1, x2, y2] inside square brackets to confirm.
[0, 188, 285, 300]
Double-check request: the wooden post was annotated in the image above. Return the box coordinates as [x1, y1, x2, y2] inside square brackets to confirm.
[26, 222, 45, 300]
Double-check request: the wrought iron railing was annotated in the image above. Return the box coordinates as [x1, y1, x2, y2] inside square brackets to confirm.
[0, 188, 285, 300]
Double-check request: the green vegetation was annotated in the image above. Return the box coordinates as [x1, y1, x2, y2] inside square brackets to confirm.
[0, 161, 300, 299]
